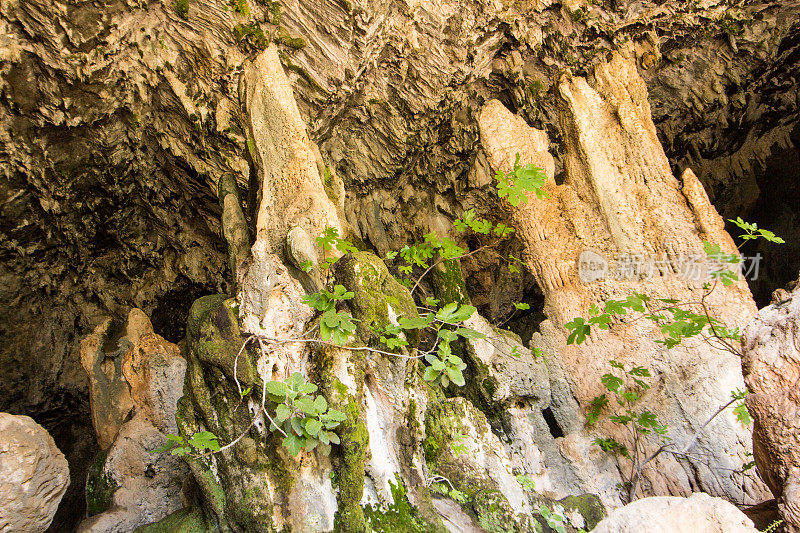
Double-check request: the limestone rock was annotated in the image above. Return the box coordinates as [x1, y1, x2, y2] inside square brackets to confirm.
[80, 319, 134, 450]
[241, 44, 343, 258]
[121, 310, 187, 435]
[462, 313, 550, 406]
[478, 53, 769, 505]
[76, 415, 190, 533]
[0, 413, 70, 533]
[741, 284, 800, 531]
[424, 397, 534, 529]
[592, 493, 759, 533]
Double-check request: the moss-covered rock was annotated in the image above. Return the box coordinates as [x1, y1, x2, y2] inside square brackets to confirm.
[557, 494, 605, 530]
[85, 450, 117, 517]
[331, 251, 420, 346]
[363, 477, 442, 532]
[430, 258, 470, 306]
[135, 506, 210, 533]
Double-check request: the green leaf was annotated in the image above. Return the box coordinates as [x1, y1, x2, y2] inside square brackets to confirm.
[455, 327, 486, 340]
[423, 366, 440, 382]
[305, 419, 323, 436]
[436, 303, 476, 323]
[327, 409, 346, 422]
[266, 380, 288, 397]
[275, 403, 291, 423]
[314, 395, 328, 413]
[445, 366, 466, 387]
[331, 285, 354, 300]
[398, 315, 434, 330]
[601, 373, 624, 392]
[513, 302, 530, 310]
[189, 431, 220, 452]
[296, 397, 316, 415]
[734, 402, 751, 425]
[565, 317, 591, 345]
[283, 434, 304, 456]
[298, 382, 318, 395]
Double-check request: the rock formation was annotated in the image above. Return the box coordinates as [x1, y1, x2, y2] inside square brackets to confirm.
[78, 310, 190, 532]
[742, 281, 800, 531]
[0, 413, 70, 533]
[478, 53, 769, 504]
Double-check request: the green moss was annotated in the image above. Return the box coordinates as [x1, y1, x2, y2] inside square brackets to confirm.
[275, 26, 306, 50]
[363, 477, 442, 532]
[187, 296, 257, 389]
[231, 0, 249, 17]
[430, 259, 470, 306]
[473, 490, 522, 533]
[334, 392, 369, 533]
[174, 0, 189, 19]
[330, 251, 420, 346]
[233, 23, 269, 51]
[423, 399, 472, 467]
[85, 450, 117, 517]
[558, 494, 605, 530]
[135, 507, 209, 532]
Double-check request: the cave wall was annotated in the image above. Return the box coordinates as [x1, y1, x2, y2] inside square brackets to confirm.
[1, 0, 799, 529]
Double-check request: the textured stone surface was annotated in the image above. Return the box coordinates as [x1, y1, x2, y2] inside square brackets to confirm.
[76, 414, 190, 533]
[242, 45, 343, 258]
[0, 413, 70, 533]
[1, 0, 799, 529]
[742, 283, 800, 531]
[80, 319, 135, 450]
[593, 493, 759, 533]
[78, 309, 190, 532]
[478, 54, 769, 505]
[121, 310, 186, 434]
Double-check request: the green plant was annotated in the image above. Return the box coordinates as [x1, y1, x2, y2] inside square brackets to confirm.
[265, 372, 346, 456]
[151, 431, 219, 457]
[537, 504, 567, 533]
[427, 475, 468, 503]
[450, 431, 468, 457]
[155, 156, 549, 463]
[495, 153, 548, 207]
[516, 474, 536, 492]
[302, 284, 357, 345]
[762, 519, 784, 533]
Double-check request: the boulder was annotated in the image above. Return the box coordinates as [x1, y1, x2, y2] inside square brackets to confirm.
[0, 413, 70, 533]
[741, 283, 800, 531]
[121, 313, 186, 434]
[593, 493, 759, 533]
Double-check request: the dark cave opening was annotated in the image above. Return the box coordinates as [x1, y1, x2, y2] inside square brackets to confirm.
[542, 407, 565, 439]
[732, 128, 800, 308]
[150, 276, 223, 343]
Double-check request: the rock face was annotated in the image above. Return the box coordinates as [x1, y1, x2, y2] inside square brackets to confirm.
[741, 283, 800, 531]
[77, 414, 190, 533]
[0, 413, 70, 533]
[478, 53, 769, 504]
[593, 493, 759, 533]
